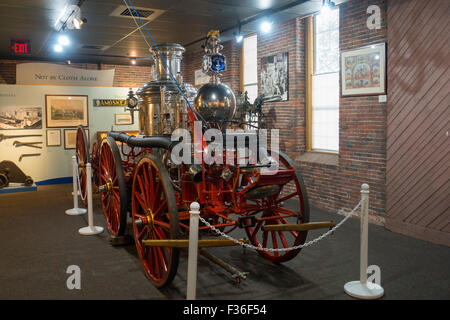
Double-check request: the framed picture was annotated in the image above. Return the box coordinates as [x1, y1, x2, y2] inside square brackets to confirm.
[46, 129, 61, 147]
[114, 113, 132, 125]
[45, 95, 89, 128]
[341, 43, 386, 96]
[0, 106, 42, 130]
[64, 128, 89, 149]
[260, 52, 289, 102]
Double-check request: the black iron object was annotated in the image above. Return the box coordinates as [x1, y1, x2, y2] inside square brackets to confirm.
[0, 160, 34, 188]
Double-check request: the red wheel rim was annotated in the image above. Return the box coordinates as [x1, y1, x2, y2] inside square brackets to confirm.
[75, 128, 89, 204]
[91, 141, 100, 186]
[132, 158, 175, 287]
[244, 151, 309, 263]
[99, 141, 121, 235]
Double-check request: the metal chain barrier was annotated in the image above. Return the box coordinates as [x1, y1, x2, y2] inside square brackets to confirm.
[74, 158, 87, 202]
[198, 200, 362, 253]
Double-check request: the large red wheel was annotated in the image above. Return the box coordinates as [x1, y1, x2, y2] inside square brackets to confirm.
[91, 140, 100, 187]
[99, 137, 128, 236]
[132, 155, 180, 288]
[244, 150, 310, 263]
[75, 126, 89, 205]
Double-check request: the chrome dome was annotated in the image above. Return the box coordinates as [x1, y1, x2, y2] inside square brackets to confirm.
[194, 83, 236, 122]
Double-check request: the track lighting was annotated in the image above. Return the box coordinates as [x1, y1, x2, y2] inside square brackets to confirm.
[260, 20, 273, 33]
[53, 44, 63, 53]
[58, 35, 70, 46]
[321, 0, 336, 15]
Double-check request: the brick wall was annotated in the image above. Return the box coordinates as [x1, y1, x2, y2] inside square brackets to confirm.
[258, 17, 307, 165]
[0, 59, 152, 88]
[299, 0, 387, 221]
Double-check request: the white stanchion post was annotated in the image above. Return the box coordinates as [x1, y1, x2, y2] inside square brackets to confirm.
[66, 155, 87, 216]
[78, 163, 103, 235]
[344, 183, 384, 299]
[186, 202, 200, 300]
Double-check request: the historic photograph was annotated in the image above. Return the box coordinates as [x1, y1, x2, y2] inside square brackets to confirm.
[0, 106, 42, 129]
[260, 52, 289, 101]
[45, 94, 89, 127]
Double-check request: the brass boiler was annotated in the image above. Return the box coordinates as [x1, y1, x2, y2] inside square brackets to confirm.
[136, 43, 196, 136]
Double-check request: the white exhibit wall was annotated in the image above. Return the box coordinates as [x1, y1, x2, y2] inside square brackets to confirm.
[0, 84, 139, 183]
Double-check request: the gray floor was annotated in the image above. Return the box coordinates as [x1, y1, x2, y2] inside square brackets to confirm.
[0, 184, 448, 300]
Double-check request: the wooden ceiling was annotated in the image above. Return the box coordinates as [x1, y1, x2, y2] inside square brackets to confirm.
[1, 0, 348, 65]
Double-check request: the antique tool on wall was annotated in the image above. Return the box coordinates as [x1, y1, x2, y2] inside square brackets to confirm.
[13, 141, 43, 149]
[0, 133, 42, 142]
[18, 153, 41, 162]
[0, 160, 34, 188]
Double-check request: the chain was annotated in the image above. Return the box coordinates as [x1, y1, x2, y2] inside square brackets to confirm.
[198, 200, 362, 253]
[74, 158, 87, 202]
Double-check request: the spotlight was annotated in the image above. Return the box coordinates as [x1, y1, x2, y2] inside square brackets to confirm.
[261, 21, 273, 33]
[259, 0, 271, 9]
[73, 17, 87, 30]
[234, 33, 243, 43]
[130, 58, 137, 65]
[73, 18, 81, 30]
[58, 35, 70, 46]
[54, 44, 63, 53]
[54, 5, 81, 31]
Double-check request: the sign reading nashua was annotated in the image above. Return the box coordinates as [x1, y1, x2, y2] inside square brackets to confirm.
[16, 62, 115, 86]
[93, 99, 127, 107]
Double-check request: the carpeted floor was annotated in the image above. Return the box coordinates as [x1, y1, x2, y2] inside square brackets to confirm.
[0, 184, 448, 300]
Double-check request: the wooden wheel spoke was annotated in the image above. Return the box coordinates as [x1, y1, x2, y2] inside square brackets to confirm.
[262, 231, 268, 248]
[280, 216, 299, 238]
[135, 192, 147, 211]
[150, 239, 161, 279]
[137, 226, 148, 240]
[142, 165, 151, 207]
[152, 199, 167, 218]
[156, 246, 168, 273]
[276, 191, 298, 204]
[271, 231, 279, 256]
[278, 231, 289, 248]
[153, 219, 170, 230]
[136, 174, 148, 208]
[152, 181, 162, 209]
[274, 207, 298, 216]
[251, 221, 263, 238]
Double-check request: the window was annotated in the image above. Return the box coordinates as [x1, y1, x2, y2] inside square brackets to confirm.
[309, 8, 339, 152]
[242, 34, 258, 104]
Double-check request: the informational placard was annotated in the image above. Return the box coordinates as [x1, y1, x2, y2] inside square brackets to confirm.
[16, 63, 115, 87]
[93, 99, 127, 107]
[194, 69, 210, 86]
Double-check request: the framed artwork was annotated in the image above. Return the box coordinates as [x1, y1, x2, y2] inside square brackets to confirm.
[114, 113, 132, 125]
[0, 106, 42, 130]
[45, 95, 89, 128]
[341, 43, 386, 96]
[260, 52, 289, 102]
[64, 128, 89, 149]
[46, 129, 61, 147]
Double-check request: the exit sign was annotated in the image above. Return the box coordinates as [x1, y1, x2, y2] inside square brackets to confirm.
[11, 40, 31, 54]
